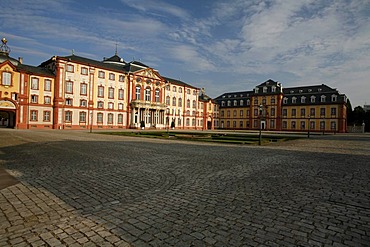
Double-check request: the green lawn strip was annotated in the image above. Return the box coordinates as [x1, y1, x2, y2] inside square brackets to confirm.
[97, 131, 301, 145]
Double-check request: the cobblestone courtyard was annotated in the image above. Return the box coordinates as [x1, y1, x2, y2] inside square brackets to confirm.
[0, 129, 369, 246]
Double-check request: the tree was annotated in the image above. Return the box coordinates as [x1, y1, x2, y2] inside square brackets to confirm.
[352, 106, 365, 125]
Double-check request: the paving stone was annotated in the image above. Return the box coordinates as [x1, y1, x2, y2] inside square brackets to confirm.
[0, 130, 370, 247]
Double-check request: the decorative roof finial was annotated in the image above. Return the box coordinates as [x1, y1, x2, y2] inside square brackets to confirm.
[72, 49, 74, 55]
[0, 37, 11, 55]
[115, 42, 118, 55]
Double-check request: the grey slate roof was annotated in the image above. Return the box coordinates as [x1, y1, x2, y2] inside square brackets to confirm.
[163, 77, 198, 89]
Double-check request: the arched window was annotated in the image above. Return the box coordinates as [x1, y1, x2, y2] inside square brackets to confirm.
[135, 85, 141, 100]
[178, 98, 182, 107]
[155, 89, 160, 102]
[145, 87, 151, 101]
[172, 97, 176, 106]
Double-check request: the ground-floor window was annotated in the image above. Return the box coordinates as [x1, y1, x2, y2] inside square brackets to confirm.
[79, 112, 86, 123]
[300, 121, 305, 130]
[31, 110, 38, 121]
[282, 121, 287, 129]
[240, 121, 243, 128]
[270, 119, 275, 129]
[97, 113, 103, 123]
[331, 121, 336, 130]
[65, 111, 72, 122]
[43, 111, 51, 122]
[118, 114, 123, 124]
[291, 121, 296, 129]
[192, 119, 195, 126]
[108, 113, 113, 124]
[186, 118, 190, 126]
[233, 121, 236, 128]
[227, 121, 230, 128]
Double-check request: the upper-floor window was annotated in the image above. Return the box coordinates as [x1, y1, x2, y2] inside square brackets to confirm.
[145, 87, 151, 101]
[254, 99, 258, 105]
[283, 97, 288, 104]
[2, 72, 11, 86]
[80, 99, 87, 107]
[292, 97, 297, 104]
[108, 102, 114, 109]
[187, 99, 190, 108]
[301, 96, 306, 103]
[172, 97, 176, 106]
[246, 99, 250, 106]
[263, 87, 267, 93]
[98, 86, 104, 97]
[136, 86, 141, 100]
[31, 95, 38, 104]
[65, 81, 73, 93]
[119, 75, 125, 82]
[155, 89, 160, 102]
[311, 96, 316, 103]
[44, 96, 51, 105]
[292, 109, 296, 116]
[65, 98, 73, 106]
[227, 100, 231, 106]
[166, 96, 170, 105]
[331, 107, 337, 116]
[98, 70, 105, 79]
[187, 89, 190, 94]
[310, 108, 315, 117]
[271, 108, 275, 116]
[271, 98, 275, 104]
[108, 87, 114, 99]
[300, 108, 306, 117]
[118, 103, 123, 110]
[81, 67, 88, 75]
[97, 101, 104, 108]
[221, 101, 225, 106]
[331, 95, 337, 102]
[271, 86, 276, 93]
[118, 89, 124, 100]
[80, 83, 87, 95]
[173, 86, 177, 92]
[179, 88, 183, 93]
[66, 64, 74, 72]
[240, 100, 244, 106]
[282, 109, 287, 116]
[320, 108, 325, 116]
[31, 77, 39, 90]
[234, 100, 237, 106]
[193, 90, 197, 95]
[44, 79, 51, 91]
[109, 73, 115, 81]
[321, 95, 326, 102]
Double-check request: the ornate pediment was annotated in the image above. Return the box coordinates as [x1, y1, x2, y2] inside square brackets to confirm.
[0, 100, 16, 109]
[134, 68, 162, 81]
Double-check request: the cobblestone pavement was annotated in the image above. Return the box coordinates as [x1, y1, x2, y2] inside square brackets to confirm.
[0, 129, 369, 246]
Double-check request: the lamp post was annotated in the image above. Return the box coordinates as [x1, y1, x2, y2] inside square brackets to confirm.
[89, 111, 93, 133]
[307, 115, 311, 138]
[258, 104, 263, 146]
[322, 117, 325, 135]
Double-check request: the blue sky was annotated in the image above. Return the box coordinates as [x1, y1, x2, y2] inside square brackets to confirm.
[1, 0, 369, 107]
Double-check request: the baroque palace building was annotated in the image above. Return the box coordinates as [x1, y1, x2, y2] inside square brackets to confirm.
[0, 38, 218, 130]
[215, 79, 348, 133]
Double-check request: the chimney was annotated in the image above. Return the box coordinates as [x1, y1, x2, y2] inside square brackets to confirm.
[18, 57, 23, 64]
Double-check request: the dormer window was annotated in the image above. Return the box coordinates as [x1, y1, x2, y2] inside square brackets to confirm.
[321, 95, 326, 102]
[255, 87, 259, 93]
[246, 99, 250, 105]
[227, 100, 231, 106]
[283, 97, 288, 104]
[301, 96, 306, 103]
[263, 87, 267, 93]
[331, 94, 337, 102]
[292, 97, 297, 104]
[234, 100, 237, 106]
[240, 100, 244, 106]
[271, 86, 276, 93]
[299, 90, 303, 93]
[221, 101, 225, 106]
[311, 96, 316, 103]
